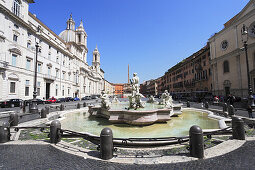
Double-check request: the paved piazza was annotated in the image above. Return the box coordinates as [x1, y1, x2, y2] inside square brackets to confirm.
[0, 140, 255, 169]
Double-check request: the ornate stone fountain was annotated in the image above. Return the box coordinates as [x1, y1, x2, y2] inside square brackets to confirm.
[89, 73, 182, 125]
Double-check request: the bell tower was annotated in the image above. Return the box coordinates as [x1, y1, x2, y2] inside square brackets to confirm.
[76, 19, 87, 48]
[66, 13, 75, 30]
[92, 45, 100, 72]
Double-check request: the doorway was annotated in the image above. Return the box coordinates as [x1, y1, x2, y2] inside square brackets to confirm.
[225, 87, 230, 97]
[46, 83, 50, 99]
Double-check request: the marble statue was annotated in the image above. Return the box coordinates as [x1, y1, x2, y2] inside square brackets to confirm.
[128, 73, 145, 109]
[112, 95, 119, 103]
[147, 95, 156, 103]
[159, 90, 173, 107]
[101, 91, 110, 109]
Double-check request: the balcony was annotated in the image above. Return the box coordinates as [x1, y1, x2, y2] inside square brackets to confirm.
[43, 74, 56, 81]
[0, 60, 8, 70]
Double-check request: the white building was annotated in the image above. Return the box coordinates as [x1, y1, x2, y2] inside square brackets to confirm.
[0, 0, 104, 100]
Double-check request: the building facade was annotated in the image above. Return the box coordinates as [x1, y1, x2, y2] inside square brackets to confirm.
[113, 83, 123, 97]
[104, 79, 115, 95]
[0, 0, 104, 101]
[209, 0, 255, 97]
[161, 45, 211, 95]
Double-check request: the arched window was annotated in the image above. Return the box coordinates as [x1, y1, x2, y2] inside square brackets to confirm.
[13, 0, 21, 17]
[223, 60, 229, 73]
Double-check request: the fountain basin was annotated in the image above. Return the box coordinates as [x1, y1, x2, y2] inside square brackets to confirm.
[60, 109, 224, 138]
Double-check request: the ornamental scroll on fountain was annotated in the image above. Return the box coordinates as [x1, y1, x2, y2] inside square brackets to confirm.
[89, 73, 182, 126]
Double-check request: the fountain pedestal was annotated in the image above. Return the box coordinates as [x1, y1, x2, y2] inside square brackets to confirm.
[89, 105, 182, 126]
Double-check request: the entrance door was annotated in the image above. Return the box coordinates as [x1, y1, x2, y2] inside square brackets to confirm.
[46, 83, 50, 99]
[225, 87, 230, 96]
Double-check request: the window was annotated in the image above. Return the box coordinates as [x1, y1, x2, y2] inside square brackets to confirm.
[10, 82, 16, 93]
[27, 32, 32, 37]
[12, 54, 17, 66]
[56, 84, 58, 96]
[37, 63, 42, 73]
[56, 57, 59, 64]
[14, 24, 19, 29]
[56, 69, 59, 78]
[48, 67, 51, 75]
[26, 58, 31, 70]
[223, 60, 230, 73]
[62, 72, 65, 79]
[48, 53, 51, 60]
[13, 0, 20, 16]
[37, 88, 40, 96]
[25, 87, 29, 96]
[27, 42, 31, 49]
[25, 80, 29, 96]
[78, 34, 81, 42]
[25, 80, 30, 85]
[68, 88, 70, 95]
[13, 34, 18, 42]
[221, 40, 228, 50]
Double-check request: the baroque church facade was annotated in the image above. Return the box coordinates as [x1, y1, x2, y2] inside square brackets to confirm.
[209, 0, 255, 97]
[0, 0, 104, 101]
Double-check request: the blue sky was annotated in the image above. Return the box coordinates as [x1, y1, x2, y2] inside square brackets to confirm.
[29, 0, 249, 83]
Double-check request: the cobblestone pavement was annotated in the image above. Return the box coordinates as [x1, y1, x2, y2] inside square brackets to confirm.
[0, 141, 254, 170]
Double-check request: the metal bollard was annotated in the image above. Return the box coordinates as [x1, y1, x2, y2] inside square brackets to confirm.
[205, 102, 209, 109]
[10, 112, 19, 126]
[40, 108, 47, 118]
[50, 120, 61, 144]
[187, 101, 190, 107]
[232, 116, 245, 140]
[23, 101, 26, 113]
[189, 125, 204, 159]
[0, 122, 10, 143]
[83, 102, 87, 107]
[45, 106, 50, 114]
[100, 127, 113, 160]
[223, 103, 228, 112]
[60, 104, 64, 111]
[228, 105, 235, 116]
[28, 102, 31, 112]
[77, 103, 81, 109]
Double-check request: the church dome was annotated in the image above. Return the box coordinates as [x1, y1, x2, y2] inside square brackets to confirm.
[59, 13, 76, 42]
[59, 29, 76, 42]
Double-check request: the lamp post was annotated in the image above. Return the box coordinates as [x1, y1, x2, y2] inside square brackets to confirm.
[241, 24, 255, 117]
[30, 28, 40, 114]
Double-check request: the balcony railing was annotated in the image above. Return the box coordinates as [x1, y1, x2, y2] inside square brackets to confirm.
[43, 74, 56, 81]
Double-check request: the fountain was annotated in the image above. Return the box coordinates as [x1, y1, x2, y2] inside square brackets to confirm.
[89, 73, 182, 125]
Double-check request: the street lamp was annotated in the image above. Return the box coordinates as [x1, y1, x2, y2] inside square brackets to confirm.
[30, 27, 41, 114]
[241, 24, 255, 117]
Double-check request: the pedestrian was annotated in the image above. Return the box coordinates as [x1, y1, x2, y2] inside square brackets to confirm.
[248, 105, 254, 118]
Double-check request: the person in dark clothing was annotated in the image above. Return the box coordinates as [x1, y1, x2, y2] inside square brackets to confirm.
[227, 94, 235, 105]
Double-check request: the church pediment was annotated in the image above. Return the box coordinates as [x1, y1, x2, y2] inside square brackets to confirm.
[224, 1, 255, 28]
